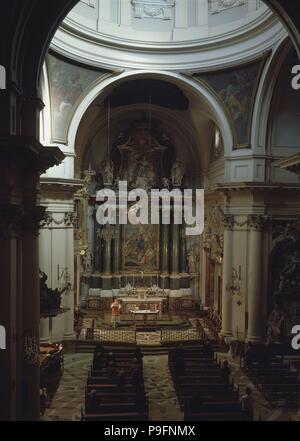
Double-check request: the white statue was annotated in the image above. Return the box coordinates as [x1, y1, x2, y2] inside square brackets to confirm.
[82, 250, 93, 274]
[171, 159, 184, 186]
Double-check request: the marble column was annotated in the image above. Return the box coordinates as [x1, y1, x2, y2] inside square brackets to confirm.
[102, 227, 113, 291]
[103, 232, 112, 274]
[171, 223, 180, 274]
[113, 226, 120, 274]
[170, 208, 180, 291]
[180, 227, 187, 273]
[161, 224, 170, 273]
[64, 226, 75, 340]
[247, 215, 264, 342]
[94, 209, 101, 273]
[220, 215, 234, 337]
[113, 225, 121, 289]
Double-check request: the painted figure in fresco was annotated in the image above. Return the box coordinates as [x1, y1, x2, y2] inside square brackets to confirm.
[171, 159, 184, 186]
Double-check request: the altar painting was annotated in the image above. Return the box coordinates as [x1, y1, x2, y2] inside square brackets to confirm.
[123, 224, 159, 271]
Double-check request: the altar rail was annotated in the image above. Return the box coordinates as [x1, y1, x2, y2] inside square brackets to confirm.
[79, 327, 202, 344]
[161, 328, 201, 343]
[79, 328, 136, 343]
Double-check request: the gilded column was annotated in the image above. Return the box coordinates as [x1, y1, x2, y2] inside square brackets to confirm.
[220, 215, 234, 337]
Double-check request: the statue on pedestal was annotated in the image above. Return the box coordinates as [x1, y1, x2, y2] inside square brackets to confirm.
[171, 159, 184, 187]
[81, 249, 93, 274]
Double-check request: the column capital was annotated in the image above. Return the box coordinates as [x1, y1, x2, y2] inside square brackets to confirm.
[0, 204, 48, 238]
[247, 214, 269, 231]
[222, 214, 235, 230]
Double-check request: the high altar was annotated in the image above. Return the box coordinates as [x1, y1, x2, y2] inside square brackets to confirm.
[73, 120, 200, 313]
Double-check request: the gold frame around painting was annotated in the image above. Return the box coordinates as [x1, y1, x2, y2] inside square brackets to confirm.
[122, 222, 160, 272]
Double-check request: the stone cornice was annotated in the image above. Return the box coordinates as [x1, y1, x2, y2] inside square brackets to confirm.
[215, 182, 300, 192]
[0, 137, 65, 172]
[274, 153, 300, 176]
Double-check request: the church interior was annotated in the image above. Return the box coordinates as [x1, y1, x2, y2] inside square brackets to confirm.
[0, 0, 300, 423]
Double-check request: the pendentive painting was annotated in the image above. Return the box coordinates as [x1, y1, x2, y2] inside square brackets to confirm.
[123, 223, 159, 271]
[47, 54, 108, 143]
[195, 60, 264, 147]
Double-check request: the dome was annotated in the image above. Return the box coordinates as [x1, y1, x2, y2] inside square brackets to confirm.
[51, 0, 283, 70]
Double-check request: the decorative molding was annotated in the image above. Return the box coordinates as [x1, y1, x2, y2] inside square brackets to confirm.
[40, 211, 78, 229]
[52, 5, 281, 71]
[222, 214, 235, 230]
[247, 214, 269, 230]
[81, 0, 96, 8]
[209, 0, 247, 15]
[0, 205, 48, 238]
[131, 0, 175, 20]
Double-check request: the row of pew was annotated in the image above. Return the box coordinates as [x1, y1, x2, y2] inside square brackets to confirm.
[243, 354, 300, 407]
[81, 343, 148, 421]
[169, 343, 244, 421]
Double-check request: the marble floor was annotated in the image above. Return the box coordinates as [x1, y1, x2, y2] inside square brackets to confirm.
[44, 353, 92, 421]
[143, 354, 183, 421]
